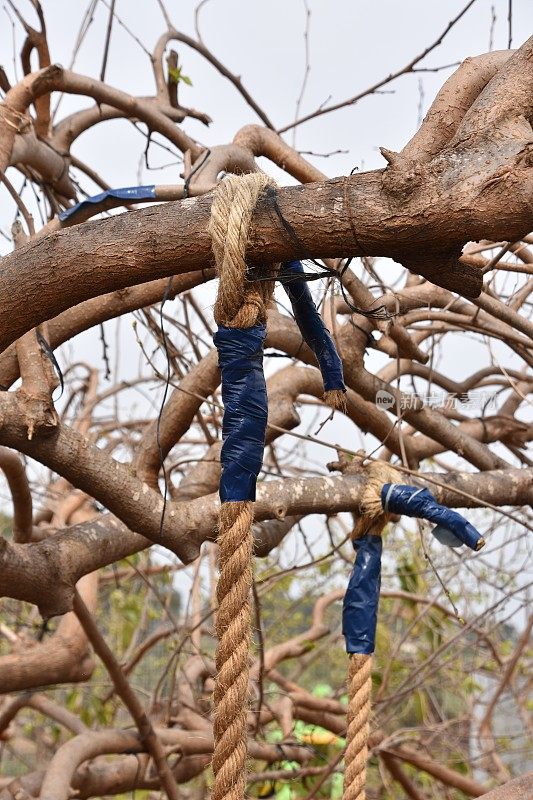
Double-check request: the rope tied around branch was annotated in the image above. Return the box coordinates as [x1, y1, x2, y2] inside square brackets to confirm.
[342, 459, 486, 800]
[341, 461, 400, 800]
[209, 172, 276, 328]
[209, 172, 275, 800]
[209, 171, 348, 800]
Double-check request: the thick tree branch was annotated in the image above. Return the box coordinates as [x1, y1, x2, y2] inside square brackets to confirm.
[0, 446, 32, 542]
[0, 64, 201, 176]
[1, 108, 532, 348]
[0, 462, 531, 618]
[478, 774, 533, 800]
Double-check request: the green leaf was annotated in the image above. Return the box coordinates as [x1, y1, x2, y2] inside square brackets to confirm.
[168, 66, 193, 86]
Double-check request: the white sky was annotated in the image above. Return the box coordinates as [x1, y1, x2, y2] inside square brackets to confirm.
[1, 0, 533, 210]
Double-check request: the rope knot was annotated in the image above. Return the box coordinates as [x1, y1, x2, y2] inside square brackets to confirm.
[208, 172, 277, 329]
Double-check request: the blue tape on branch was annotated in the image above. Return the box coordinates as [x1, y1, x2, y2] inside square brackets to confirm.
[342, 534, 383, 655]
[214, 324, 268, 502]
[281, 260, 346, 393]
[381, 484, 484, 551]
[59, 185, 157, 222]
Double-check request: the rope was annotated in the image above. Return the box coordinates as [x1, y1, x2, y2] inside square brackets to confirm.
[213, 501, 254, 800]
[209, 173, 275, 800]
[209, 172, 354, 800]
[351, 461, 402, 539]
[343, 461, 399, 800]
[209, 172, 275, 328]
[343, 654, 372, 800]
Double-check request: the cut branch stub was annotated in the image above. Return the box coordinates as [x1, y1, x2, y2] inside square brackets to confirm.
[400, 247, 482, 298]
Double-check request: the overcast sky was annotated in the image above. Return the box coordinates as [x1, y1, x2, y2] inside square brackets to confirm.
[2, 0, 533, 214]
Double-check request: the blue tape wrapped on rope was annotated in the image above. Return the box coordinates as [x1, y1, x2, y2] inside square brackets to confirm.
[281, 260, 346, 393]
[342, 534, 383, 655]
[214, 324, 268, 502]
[59, 185, 156, 222]
[381, 484, 485, 551]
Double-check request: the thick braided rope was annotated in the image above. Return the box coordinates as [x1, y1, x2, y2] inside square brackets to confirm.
[209, 173, 275, 800]
[209, 172, 275, 328]
[343, 463, 398, 800]
[343, 654, 372, 800]
[212, 501, 254, 800]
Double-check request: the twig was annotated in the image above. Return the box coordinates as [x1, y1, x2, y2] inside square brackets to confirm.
[481, 241, 513, 274]
[73, 590, 180, 800]
[301, 749, 344, 800]
[194, 0, 212, 43]
[278, 0, 479, 133]
[51, 0, 99, 121]
[0, 170, 35, 235]
[478, 612, 533, 753]
[292, 0, 311, 148]
[489, 4, 496, 51]
[155, 0, 172, 29]
[3, 4, 19, 82]
[99, 0, 151, 57]
[412, 61, 460, 73]
[416, 77, 425, 129]
[155, 27, 275, 128]
[99, 0, 116, 83]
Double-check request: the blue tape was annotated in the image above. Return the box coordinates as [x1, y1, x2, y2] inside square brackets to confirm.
[214, 324, 268, 502]
[381, 484, 483, 550]
[59, 185, 157, 222]
[281, 260, 346, 393]
[342, 534, 382, 655]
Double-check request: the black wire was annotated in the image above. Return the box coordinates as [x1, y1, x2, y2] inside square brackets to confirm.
[156, 278, 174, 540]
[98, 321, 111, 380]
[36, 330, 64, 397]
[247, 186, 394, 321]
[263, 350, 292, 358]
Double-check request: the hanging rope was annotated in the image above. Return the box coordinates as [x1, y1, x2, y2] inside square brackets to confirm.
[342, 459, 486, 800]
[344, 653, 372, 800]
[209, 172, 275, 800]
[208, 171, 347, 800]
[342, 462, 400, 800]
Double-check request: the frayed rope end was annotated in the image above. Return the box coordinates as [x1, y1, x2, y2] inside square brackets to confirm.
[352, 461, 403, 539]
[324, 389, 347, 413]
